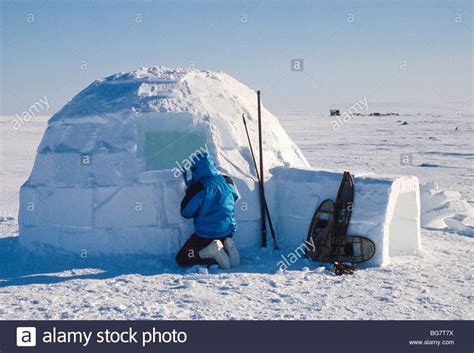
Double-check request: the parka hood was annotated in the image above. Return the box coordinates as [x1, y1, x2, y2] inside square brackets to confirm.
[191, 153, 219, 182]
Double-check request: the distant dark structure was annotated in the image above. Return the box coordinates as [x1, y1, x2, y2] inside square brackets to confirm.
[330, 109, 340, 116]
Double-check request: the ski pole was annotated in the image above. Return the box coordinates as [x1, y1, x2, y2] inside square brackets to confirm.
[257, 91, 267, 248]
[242, 113, 279, 249]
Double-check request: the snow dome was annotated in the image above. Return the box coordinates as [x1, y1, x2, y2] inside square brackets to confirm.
[19, 66, 421, 265]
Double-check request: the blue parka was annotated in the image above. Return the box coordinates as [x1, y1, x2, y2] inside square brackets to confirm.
[180, 154, 239, 238]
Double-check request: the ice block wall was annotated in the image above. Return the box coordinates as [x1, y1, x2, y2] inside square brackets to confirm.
[269, 167, 422, 266]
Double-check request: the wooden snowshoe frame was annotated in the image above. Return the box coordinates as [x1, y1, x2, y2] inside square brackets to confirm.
[306, 171, 376, 264]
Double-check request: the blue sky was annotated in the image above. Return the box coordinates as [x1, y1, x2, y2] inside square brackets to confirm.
[0, 0, 472, 115]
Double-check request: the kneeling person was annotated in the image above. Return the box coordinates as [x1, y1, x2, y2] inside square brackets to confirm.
[176, 154, 240, 269]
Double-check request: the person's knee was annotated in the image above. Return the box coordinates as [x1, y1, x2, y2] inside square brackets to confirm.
[175, 251, 188, 267]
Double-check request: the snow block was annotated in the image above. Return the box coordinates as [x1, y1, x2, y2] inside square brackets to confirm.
[95, 185, 157, 227]
[28, 153, 55, 186]
[233, 221, 260, 248]
[420, 182, 474, 235]
[19, 185, 47, 226]
[29, 151, 140, 187]
[270, 167, 421, 266]
[19, 185, 93, 227]
[58, 226, 185, 255]
[39, 117, 137, 153]
[233, 177, 260, 221]
[139, 170, 187, 225]
[46, 187, 94, 226]
[21, 225, 188, 256]
[20, 225, 62, 250]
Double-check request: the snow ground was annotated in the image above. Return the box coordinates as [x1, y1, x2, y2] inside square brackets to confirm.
[0, 111, 473, 320]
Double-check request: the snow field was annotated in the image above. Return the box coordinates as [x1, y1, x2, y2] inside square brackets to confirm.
[0, 107, 472, 319]
[0, 67, 472, 320]
[0, 230, 471, 320]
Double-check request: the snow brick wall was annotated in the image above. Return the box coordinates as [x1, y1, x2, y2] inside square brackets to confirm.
[270, 168, 421, 266]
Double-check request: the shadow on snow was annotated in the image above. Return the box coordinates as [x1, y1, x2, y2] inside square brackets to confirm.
[0, 236, 311, 288]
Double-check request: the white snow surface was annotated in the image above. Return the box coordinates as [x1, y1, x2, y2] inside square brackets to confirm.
[0, 229, 471, 320]
[0, 70, 473, 319]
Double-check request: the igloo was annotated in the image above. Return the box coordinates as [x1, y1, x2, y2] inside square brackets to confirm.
[19, 66, 421, 265]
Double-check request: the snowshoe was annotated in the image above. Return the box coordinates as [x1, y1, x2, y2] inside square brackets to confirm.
[307, 171, 377, 264]
[332, 171, 354, 249]
[309, 235, 376, 264]
[305, 199, 335, 262]
[331, 235, 376, 264]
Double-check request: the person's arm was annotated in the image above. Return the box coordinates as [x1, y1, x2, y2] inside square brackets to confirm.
[223, 176, 240, 201]
[180, 182, 206, 218]
[181, 168, 191, 188]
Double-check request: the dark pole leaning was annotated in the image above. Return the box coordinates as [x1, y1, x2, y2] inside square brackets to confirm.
[257, 91, 267, 248]
[242, 113, 278, 249]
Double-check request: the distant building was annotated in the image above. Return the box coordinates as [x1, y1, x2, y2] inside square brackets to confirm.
[330, 109, 340, 116]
